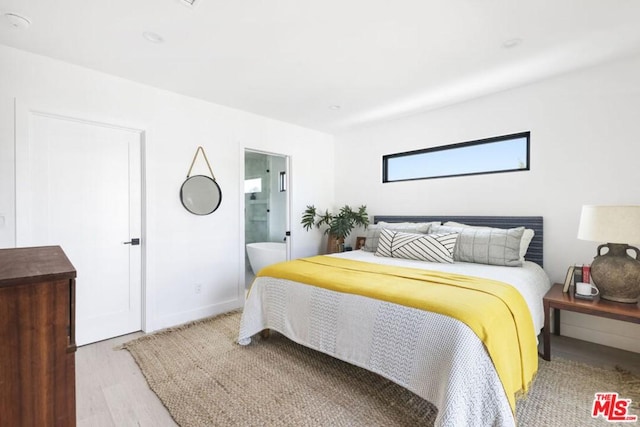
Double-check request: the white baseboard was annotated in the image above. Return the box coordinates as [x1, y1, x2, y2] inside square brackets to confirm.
[560, 311, 640, 353]
[150, 298, 244, 333]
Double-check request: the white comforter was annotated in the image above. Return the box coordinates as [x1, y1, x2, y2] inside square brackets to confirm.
[238, 251, 551, 427]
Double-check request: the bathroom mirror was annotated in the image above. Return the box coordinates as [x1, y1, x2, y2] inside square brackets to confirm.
[180, 175, 222, 215]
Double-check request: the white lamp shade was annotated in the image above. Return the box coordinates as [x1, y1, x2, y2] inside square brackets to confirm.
[577, 205, 640, 244]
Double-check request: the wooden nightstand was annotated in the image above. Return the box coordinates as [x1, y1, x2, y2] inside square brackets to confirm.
[542, 283, 640, 361]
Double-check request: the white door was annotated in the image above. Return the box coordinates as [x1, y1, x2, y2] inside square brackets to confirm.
[16, 111, 142, 345]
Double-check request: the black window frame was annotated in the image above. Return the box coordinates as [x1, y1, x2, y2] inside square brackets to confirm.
[382, 131, 530, 183]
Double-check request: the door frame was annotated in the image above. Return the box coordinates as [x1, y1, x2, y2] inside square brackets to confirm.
[14, 98, 149, 334]
[240, 147, 291, 296]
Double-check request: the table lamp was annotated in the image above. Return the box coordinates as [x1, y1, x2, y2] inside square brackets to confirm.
[577, 205, 640, 303]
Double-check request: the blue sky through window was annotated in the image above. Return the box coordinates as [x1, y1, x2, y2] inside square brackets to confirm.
[385, 135, 528, 182]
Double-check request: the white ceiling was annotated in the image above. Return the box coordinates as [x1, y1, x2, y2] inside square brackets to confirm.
[2, 0, 640, 133]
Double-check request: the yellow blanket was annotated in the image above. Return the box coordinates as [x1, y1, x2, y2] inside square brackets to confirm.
[258, 255, 538, 411]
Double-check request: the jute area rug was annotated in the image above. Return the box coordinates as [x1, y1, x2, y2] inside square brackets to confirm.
[122, 311, 639, 427]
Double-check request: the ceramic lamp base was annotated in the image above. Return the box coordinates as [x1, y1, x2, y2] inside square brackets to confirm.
[591, 243, 640, 303]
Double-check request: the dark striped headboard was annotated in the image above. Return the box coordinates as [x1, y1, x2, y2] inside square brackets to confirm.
[373, 215, 544, 267]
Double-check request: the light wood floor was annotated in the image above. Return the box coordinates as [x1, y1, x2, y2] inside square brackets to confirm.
[76, 332, 178, 427]
[76, 330, 640, 426]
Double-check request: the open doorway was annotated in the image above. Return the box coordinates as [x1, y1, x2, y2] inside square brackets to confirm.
[244, 150, 290, 289]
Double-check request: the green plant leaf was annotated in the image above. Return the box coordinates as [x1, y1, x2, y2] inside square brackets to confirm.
[301, 204, 369, 239]
[316, 210, 333, 234]
[354, 205, 369, 229]
[301, 205, 317, 231]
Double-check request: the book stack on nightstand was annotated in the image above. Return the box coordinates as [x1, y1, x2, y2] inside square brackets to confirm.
[562, 264, 593, 300]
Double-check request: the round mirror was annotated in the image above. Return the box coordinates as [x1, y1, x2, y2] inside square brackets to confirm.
[180, 175, 222, 215]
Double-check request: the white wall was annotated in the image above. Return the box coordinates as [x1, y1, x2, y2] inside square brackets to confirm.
[334, 54, 640, 353]
[0, 44, 334, 332]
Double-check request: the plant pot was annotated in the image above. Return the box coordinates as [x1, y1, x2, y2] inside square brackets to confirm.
[326, 235, 345, 254]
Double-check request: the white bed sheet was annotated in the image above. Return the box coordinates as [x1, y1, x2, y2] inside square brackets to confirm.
[238, 251, 551, 427]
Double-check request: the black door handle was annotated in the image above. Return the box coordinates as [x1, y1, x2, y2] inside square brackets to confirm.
[124, 238, 140, 245]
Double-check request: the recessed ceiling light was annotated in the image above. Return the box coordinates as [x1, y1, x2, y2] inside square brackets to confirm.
[502, 38, 523, 49]
[177, 0, 198, 7]
[329, 105, 341, 110]
[143, 31, 164, 44]
[4, 13, 31, 30]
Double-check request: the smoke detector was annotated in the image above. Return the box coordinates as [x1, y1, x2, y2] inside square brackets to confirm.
[4, 13, 31, 30]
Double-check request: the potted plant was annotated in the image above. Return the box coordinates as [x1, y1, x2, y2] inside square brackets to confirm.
[301, 205, 369, 253]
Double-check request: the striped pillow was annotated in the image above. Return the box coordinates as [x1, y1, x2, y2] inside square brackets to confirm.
[375, 229, 458, 263]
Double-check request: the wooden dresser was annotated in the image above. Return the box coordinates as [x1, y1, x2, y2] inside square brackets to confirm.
[0, 246, 77, 427]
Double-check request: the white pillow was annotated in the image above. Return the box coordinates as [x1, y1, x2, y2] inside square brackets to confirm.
[378, 221, 440, 231]
[375, 229, 458, 263]
[519, 229, 535, 261]
[443, 221, 534, 263]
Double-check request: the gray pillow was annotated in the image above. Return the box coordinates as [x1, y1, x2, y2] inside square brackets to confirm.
[443, 221, 534, 263]
[431, 225, 525, 267]
[362, 222, 436, 252]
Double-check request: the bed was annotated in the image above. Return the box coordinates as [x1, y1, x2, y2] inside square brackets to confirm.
[238, 216, 551, 426]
